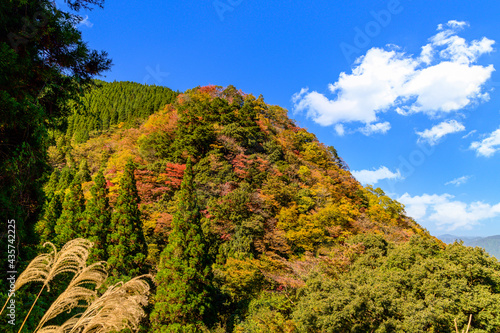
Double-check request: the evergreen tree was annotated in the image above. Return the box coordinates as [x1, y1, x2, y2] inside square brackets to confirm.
[77, 158, 92, 182]
[82, 170, 111, 263]
[0, 0, 111, 270]
[107, 160, 147, 279]
[36, 192, 63, 243]
[57, 166, 75, 192]
[54, 177, 85, 246]
[44, 168, 61, 200]
[151, 159, 210, 333]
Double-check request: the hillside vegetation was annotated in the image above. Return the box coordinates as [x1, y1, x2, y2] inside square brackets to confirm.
[8, 82, 500, 332]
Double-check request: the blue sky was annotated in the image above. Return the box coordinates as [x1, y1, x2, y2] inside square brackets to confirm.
[69, 0, 500, 237]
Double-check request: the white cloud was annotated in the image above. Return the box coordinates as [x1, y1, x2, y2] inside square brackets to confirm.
[77, 15, 94, 28]
[470, 128, 500, 157]
[352, 166, 402, 185]
[293, 20, 495, 130]
[334, 123, 345, 136]
[416, 120, 465, 145]
[359, 121, 391, 136]
[445, 175, 470, 186]
[399, 192, 500, 231]
[462, 130, 477, 139]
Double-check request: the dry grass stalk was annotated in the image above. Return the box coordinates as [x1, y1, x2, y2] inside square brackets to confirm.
[454, 314, 472, 333]
[15, 239, 94, 333]
[71, 275, 151, 333]
[36, 275, 152, 333]
[34, 261, 108, 332]
[18, 239, 93, 293]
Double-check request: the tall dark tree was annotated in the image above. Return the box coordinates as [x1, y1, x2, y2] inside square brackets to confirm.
[0, 0, 110, 278]
[35, 191, 63, 243]
[44, 168, 61, 200]
[54, 177, 85, 246]
[77, 158, 92, 182]
[82, 170, 111, 263]
[151, 158, 210, 332]
[107, 160, 147, 279]
[57, 166, 75, 192]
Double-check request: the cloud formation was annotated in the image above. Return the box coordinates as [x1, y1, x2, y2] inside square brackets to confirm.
[359, 121, 391, 136]
[398, 193, 500, 230]
[445, 175, 470, 186]
[470, 128, 500, 157]
[293, 21, 495, 132]
[352, 166, 402, 185]
[416, 120, 465, 145]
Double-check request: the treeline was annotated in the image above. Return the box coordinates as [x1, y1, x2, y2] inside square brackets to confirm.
[66, 80, 178, 143]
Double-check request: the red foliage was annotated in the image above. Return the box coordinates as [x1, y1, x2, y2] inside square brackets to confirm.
[134, 169, 157, 204]
[231, 153, 250, 179]
[198, 85, 219, 97]
[220, 182, 237, 196]
[154, 213, 173, 233]
[162, 162, 186, 190]
[255, 156, 270, 173]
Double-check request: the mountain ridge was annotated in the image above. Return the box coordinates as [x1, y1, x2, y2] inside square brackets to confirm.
[438, 234, 500, 258]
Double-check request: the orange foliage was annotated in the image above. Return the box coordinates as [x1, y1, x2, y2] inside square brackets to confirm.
[160, 162, 186, 190]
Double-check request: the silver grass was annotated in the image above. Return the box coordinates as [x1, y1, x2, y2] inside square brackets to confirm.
[36, 317, 79, 333]
[34, 261, 108, 332]
[72, 275, 152, 333]
[35, 275, 152, 333]
[15, 239, 94, 333]
[16, 238, 93, 293]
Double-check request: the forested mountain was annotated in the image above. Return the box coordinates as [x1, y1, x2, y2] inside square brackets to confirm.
[11, 82, 499, 332]
[65, 80, 178, 143]
[439, 234, 500, 259]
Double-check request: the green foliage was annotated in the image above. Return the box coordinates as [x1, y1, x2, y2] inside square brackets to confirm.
[151, 159, 210, 332]
[36, 192, 64, 244]
[57, 166, 75, 193]
[107, 160, 148, 279]
[0, 0, 111, 273]
[208, 182, 264, 259]
[82, 170, 112, 263]
[294, 236, 500, 332]
[234, 291, 297, 333]
[67, 80, 178, 143]
[54, 177, 86, 247]
[77, 158, 92, 182]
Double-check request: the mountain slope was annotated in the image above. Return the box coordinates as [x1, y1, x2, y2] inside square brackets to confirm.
[58, 84, 431, 262]
[43, 82, 500, 331]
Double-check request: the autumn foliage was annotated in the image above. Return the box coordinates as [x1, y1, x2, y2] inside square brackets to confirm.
[35, 82, 493, 332]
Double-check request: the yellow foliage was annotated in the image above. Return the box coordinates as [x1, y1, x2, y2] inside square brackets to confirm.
[297, 165, 311, 183]
[301, 142, 329, 168]
[364, 185, 405, 226]
[216, 257, 264, 300]
[277, 204, 325, 252]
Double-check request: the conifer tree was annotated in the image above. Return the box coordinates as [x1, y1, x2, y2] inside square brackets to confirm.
[151, 158, 210, 333]
[44, 168, 61, 200]
[58, 166, 75, 192]
[107, 160, 147, 279]
[82, 170, 111, 263]
[54, 177, 85, 246]
[36, 192, 63, 244]
[77, 159, 92, 182]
